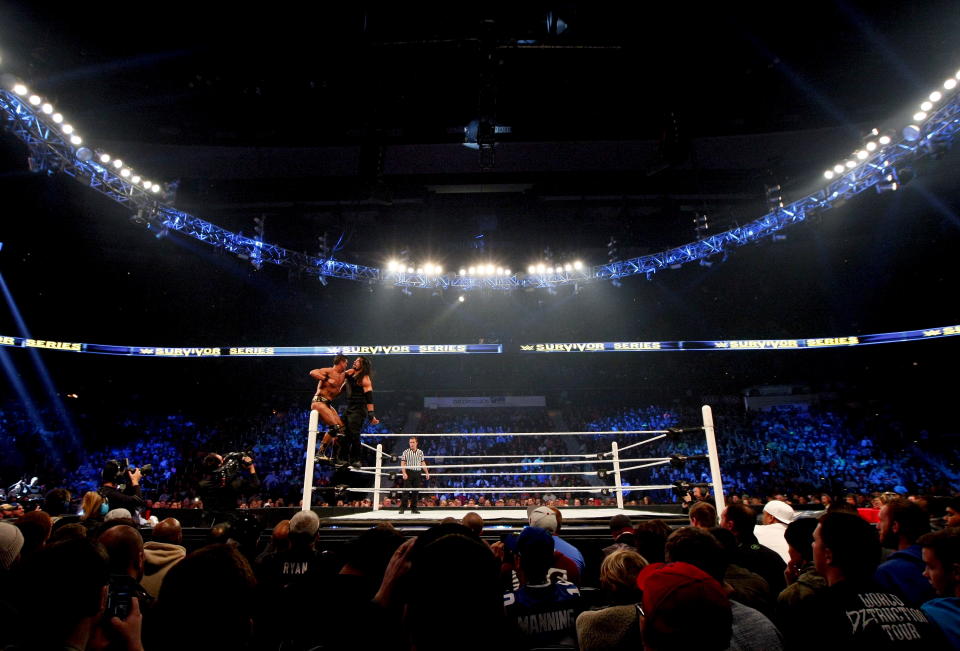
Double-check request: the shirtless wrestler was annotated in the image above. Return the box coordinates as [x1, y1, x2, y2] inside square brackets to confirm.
[309, 354, 349, 461]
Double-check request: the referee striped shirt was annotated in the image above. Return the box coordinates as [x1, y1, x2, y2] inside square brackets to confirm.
[402, 448, 425, 471]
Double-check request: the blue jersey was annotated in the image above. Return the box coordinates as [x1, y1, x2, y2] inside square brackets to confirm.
[504, 580, 582, 648]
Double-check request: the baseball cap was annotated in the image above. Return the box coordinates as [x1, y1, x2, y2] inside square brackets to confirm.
[636, 562, 732, 649]
[528, 506, 558, 533]
[516, 524, 555, 555]
[763, 500, 796, 524]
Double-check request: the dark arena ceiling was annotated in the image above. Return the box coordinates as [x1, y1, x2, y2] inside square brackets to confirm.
[0, 2, 959, 412]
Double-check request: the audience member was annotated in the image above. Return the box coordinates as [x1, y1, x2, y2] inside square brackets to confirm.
[0, 521, 24, 572]
[147, 544, 256, 651]
[811, 512, 943, 648]
[504, 525, 583, 649]
[777, 517, 828, 650]
[722, 502, 787, 594]
[754, 500, 795, 563]
[633, 519, 671, 564]
[943, 498, 960, 529]
[98, 524, 154, 613]
[142, 517, 186, 598]
[13, 510, 52, 561]
[665, 526, 784, 650]
[462, 511, 484, 537]
[576, 548, 646, 651]
[602, 514, 638, 557]
[255, 519, 291, 563]
[530, 505, 585, 573]
[79, 490, 106, 532]
[709, 526, 775, 616]
[256, 510, 324, 591]
[42, 488, 71, 519]
[875, 499, 936, 607]
[918, 527, 960, 647]
[636, 561, 732, 650]
[690, 500, 718, 529]
[10, 538, 142, 651]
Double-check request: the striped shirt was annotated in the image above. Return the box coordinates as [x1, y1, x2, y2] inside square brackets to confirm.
[402, 448, 425, 471]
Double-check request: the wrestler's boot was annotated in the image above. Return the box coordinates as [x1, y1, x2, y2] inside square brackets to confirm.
[316, 433, 333, 463]
[320, 425, 346, 465]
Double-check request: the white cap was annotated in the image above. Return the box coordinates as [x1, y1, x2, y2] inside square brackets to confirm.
[528, 506, 558, 533]
[763, 500, 795, 524]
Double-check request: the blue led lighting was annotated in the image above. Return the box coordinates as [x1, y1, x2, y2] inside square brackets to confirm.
[3, 70, 960, 292]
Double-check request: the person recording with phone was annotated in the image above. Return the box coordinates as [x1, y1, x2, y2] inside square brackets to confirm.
[100, 459, 148, 517]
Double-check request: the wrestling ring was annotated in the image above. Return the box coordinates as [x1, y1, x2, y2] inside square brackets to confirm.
[300, 405, 727, 524]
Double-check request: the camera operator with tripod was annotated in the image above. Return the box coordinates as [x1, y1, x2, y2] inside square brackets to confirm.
[100, 459, 149, 517]
[197, 451, 260, 516]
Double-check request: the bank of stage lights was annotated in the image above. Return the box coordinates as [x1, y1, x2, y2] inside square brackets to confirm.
[4, 53, 960, 293]
[822, 69, 960, 186]
[8, 83, 162, 194]
[384, 260, 586, 279]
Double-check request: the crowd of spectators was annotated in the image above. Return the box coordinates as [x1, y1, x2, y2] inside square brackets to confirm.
[2, 399, 959, 512]
[570, 403, 958, 505]
[1, 497, 958, 650]
[412, 408, 591, 502]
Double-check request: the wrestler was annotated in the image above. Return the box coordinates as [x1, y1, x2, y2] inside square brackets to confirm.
[342, 356, 380, 468]
[309, 354, 349, 461]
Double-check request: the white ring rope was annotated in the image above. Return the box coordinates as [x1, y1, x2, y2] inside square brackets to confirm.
[424, 453, 598, 459]
[414, 470, 600, 477]
[361, 429, 673, 438]
[602, 435, 668, 456]
[349, 466, 665, 477]
[361, 442, 392, 458]
[618, 460, 672, 472]
[360, 456, 671, 471]
[346, 484, 676, 493]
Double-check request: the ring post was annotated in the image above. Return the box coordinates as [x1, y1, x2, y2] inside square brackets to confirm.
[702, 405, 726, 515]
[302, 409, 319, 510]
[373, 443, 383, 511]
[611, 441, 624, 509]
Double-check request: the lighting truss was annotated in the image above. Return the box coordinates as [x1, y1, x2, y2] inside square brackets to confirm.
[3, 71, 960, 292]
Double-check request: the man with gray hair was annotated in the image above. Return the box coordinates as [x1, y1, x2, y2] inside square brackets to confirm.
[256, 510, 323, 590]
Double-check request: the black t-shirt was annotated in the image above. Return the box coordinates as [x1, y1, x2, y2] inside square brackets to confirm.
[734, 540, 787, 595]
[100, 484, 144, 514]
[256, 547, 326, 592]
[817, 580, 945, 649]
[197, 470, 260, 513]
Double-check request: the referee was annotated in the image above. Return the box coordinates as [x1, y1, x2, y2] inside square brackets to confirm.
[399, 436, 430, 514]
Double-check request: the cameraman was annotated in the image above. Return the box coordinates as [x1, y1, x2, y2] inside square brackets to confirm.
[100, 460, 146, 517]
[197, 452, 260, 515]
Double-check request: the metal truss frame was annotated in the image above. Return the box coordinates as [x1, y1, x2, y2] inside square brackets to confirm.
[3, 85, 959, 292]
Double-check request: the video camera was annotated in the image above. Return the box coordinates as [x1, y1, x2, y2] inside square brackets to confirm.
[210, 451, 254, 479]
[102, 458, 153, 485]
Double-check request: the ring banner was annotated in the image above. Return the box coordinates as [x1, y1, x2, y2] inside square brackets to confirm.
[518, 325, 960, 352]
[0, 337, 502, 357]
[1, 324, 957, 357]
